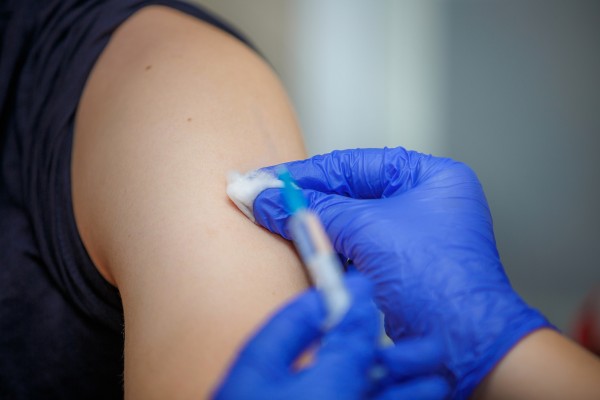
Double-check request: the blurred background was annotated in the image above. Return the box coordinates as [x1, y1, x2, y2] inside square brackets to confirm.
[192, 0, 600, 331]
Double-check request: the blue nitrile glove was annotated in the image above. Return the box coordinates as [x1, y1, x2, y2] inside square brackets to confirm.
[213, 274, 449, 400]
[252, 147, 553, 399]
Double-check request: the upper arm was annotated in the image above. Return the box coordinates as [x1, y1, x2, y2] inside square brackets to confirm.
[72, 6, 308, 398]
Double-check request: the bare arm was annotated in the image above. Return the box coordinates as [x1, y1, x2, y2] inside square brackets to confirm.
[72, 6, 308, 398]
[473, 328, 600, 399]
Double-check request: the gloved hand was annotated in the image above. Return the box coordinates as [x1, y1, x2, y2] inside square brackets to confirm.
[252, 147, 552, 398]
[213, 274, 449, 400]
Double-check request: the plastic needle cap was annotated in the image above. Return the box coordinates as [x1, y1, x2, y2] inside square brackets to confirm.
[277, 167, 307, 214]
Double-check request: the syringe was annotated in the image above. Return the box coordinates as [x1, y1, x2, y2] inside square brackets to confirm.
[277, 168, 351, 328]
[278, 168, 390, 382]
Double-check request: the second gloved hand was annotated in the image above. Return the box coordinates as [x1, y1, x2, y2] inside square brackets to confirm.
[252, 147, 552, 398]
[213, 274, 449, 400]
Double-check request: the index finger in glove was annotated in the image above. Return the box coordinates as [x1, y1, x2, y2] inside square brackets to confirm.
[253, 186, 354, 241]
[259, 147, 429, 199]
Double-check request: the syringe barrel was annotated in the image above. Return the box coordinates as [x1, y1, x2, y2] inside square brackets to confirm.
[288, 209, 351, 328]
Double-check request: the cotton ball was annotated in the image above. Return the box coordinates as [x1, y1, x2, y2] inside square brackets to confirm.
[226, 170, 283, 222]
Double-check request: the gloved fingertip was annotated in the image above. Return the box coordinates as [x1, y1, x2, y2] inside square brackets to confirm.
[253, 188, 292, 239]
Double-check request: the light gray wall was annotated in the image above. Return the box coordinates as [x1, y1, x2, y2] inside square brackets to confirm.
[192, 0, 444, 155]
[190, 0, 600, 330]
[442, 0, 600, 330]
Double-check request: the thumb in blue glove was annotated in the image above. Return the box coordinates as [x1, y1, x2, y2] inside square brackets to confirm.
[252, 147, 553, 399]
[213, 274, 449, 400]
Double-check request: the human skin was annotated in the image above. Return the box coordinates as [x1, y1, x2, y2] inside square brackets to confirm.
[72, 6, 309, 398]
[472, 328, 600, 400]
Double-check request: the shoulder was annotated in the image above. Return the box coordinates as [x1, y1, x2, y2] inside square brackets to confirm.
[72, 5, 308, 397]
[73, 4, 305, 284]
